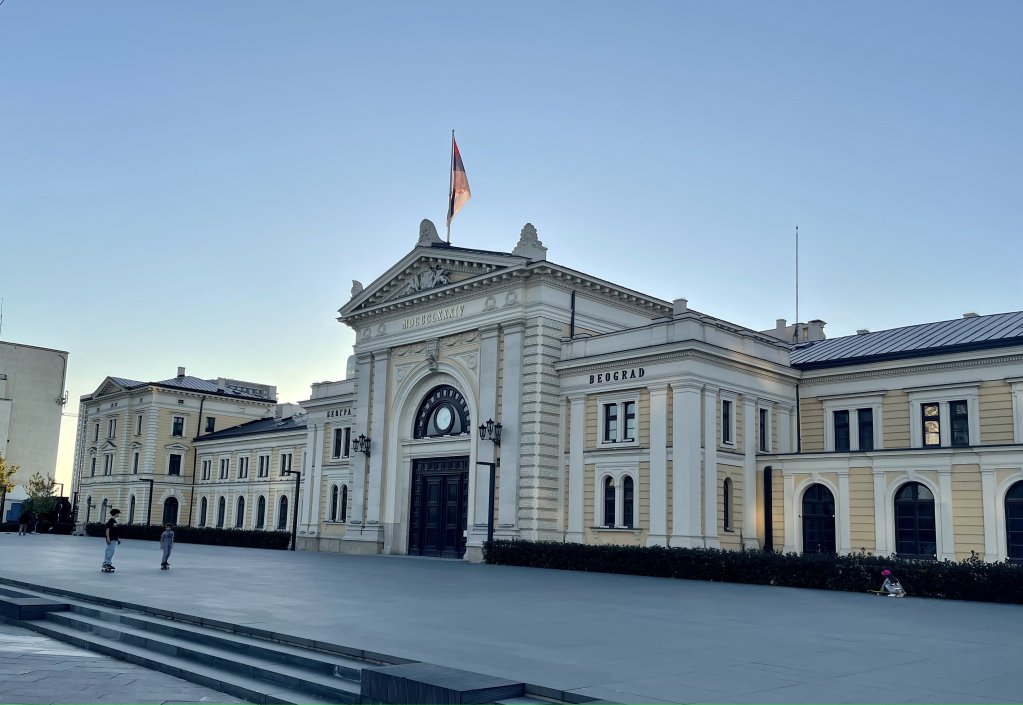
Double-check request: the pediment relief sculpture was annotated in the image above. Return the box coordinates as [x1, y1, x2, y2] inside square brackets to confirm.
[404, 263, 450, 295]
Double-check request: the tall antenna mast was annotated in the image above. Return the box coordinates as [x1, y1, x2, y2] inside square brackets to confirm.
[446, 130, 454, 244]
[0, 297, 4, 339]
[795, 226, 799, 328]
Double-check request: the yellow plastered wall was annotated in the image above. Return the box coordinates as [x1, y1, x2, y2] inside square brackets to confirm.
[951, 464, 984, 559]
[799, 397, 824, 452]
[848, 467, 876, 552]
[583, 462, 595, 527]
[584, 398, 597, 449]
[979, 381, 1014, 444]
[638, 390, 651, 446]
[882, 390, 910, 448]
[666, 458, 674, 536]
[639, 461, 650, 537]
[717, 464, 744, 550]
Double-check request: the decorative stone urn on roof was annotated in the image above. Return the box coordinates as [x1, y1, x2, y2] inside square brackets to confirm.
[512, 223, 547, 261]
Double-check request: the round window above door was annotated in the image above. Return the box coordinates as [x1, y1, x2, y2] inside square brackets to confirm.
[413, 385, 470, 438]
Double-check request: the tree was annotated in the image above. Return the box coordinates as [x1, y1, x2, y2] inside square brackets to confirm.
[0, 455, 18, 522]
[24, 472, 57, 516]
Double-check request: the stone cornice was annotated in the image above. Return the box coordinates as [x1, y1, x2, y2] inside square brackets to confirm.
[799, 353, 1023, 386]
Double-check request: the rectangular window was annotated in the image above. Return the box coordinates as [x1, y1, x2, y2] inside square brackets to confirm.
[90, 457, 96, 477]
[168, 454, 182, 476]
[219, 458, 229, 480]
[103, 454, 113, 476]
[922, 404, 941, 447]
[172, 416, 185, 437]
[135, 414, 143, 436]
[258, 455, 270, 478]
[759, 408, 769, 452]
[622, 401, 636, 442]
[950, 400, 969, 447]
[205, 417, 216, 433]
[333, 428, 352, 458]
[238, 456, 249, 479]
[834, 410, 850, 452]
[93, 423, 100, 442]
[107, 418, 117, 439]
[722, 400, 733, 444]
[602, 403, 619, 443]
[201, 459, 211, 480]
[132, 452, 139, 474]
[280, 453, 293, 476]
[857, 408, 874, 451]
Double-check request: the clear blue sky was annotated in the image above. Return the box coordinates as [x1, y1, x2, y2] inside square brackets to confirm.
[2, 2, 1020, 487]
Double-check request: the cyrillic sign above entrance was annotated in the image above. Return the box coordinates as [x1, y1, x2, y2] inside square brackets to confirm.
[589, 368, 645, 384]
[402, 304, 466, 330]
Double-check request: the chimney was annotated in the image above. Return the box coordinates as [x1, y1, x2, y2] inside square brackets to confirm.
[177, 366, 186, 378]
[672, 298, 689, 316]
[963, 312, 979, 318]
[856, 329, 870, 335]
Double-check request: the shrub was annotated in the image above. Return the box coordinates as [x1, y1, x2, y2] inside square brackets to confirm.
[483, 540, 1023, 604]
[85, 523, 290, 549]
[0, 521, 18, 533]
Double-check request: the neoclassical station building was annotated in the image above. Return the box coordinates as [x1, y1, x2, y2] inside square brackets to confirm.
[73, 220, 1023, 562]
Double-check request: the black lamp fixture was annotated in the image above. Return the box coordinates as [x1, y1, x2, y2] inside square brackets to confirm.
[478, 418, 502, 446]
[353, 433, 371, 456]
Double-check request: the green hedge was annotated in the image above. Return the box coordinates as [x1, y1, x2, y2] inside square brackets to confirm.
[86, 523, 291, 549]
[483, 540, 1023, 604]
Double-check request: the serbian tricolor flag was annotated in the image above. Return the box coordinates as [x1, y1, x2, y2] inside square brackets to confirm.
[447, 134, 471, 227]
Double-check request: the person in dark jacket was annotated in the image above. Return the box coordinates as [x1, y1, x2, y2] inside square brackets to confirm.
[18, 509, 32, 536]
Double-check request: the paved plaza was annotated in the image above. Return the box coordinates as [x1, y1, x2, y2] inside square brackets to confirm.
[2, 533, 1023, 704]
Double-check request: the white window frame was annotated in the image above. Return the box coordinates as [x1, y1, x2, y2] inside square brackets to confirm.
[332, 427, 352, 459]
[93, 423, 100, 442]
[279, 452, 293, 477]
[107, 418, 117, 439]
[758, 404, 773, 453]
[1012, 380, 1023, 444]
[597, 393, 640, 447]
[135, 414, 143, 436]
[90, 456, 97, 477]
[821, 394, 884, 452]
[720, 392, 737, 447]
[235, 495, 246, 528]
[172, 416, 186, 438]
[218, 458, 229, 480]
[908, 385, 979, 449]
[201, 459, 211, 480]
[132, 452, 140, 475]
[238, 456, 249, 479]
[103, 454, 113, 476]
[167, 452, 183, 476]
[592, 463, 639, 529]
[257, 454, 270, 478]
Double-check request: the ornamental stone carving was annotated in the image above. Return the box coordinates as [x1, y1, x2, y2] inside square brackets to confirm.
[404, 263, 450, 295]
[512, 223, 548, 261]
[351, 280, 364, 297]
[484, 295, 496, 311]
[417, 218, 443, 246]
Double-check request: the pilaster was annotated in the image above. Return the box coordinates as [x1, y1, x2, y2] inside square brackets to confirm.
[647, 384, 668, 546]
[703, 386, 719, 549]
[741, 398, 759, 549]
[498, 321, 524, 531]
[670, 381, 703, 548]
[566, 393, 586, 543]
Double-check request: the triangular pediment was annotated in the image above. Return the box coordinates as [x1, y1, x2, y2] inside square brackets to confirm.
[100, 440, 117, 451]
[165, 442, 190, 452]
[338, 244, 524, 322]
[92, 376, 144, 399]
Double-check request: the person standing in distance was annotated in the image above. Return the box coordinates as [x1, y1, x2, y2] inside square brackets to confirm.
[159, 524, 174, 569]
[102, 508, 121, 571]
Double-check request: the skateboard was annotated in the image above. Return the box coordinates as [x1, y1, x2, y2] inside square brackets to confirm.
[101, 564, 115, 573]
[160, 564, 170, 570]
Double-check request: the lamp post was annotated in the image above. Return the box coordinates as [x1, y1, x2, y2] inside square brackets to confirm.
[281, 467, 302, 551]
[134, 478, 154, 526]
[477, 419, 502, 546]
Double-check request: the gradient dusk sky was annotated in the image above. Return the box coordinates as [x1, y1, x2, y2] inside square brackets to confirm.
[1, 2, 1020, 488]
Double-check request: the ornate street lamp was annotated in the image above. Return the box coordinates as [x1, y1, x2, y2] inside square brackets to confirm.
[353, 433, 371, 456]
[477, 418, 502, 446]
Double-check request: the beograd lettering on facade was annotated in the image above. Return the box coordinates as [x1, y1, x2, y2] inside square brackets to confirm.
[589, 368, 645, 384]
[402, 304, 466, 330]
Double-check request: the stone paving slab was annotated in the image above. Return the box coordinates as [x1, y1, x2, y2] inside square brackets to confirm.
[0, 622, 245, 704]
[3, 533, 1023, 704]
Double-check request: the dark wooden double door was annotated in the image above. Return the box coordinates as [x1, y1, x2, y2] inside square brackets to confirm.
[408, 457, 468, 558]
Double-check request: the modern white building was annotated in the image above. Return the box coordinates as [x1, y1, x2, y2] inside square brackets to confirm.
[0, 341, 69, 520]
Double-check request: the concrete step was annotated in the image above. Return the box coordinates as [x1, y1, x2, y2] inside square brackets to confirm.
[23, 617, 351, 705]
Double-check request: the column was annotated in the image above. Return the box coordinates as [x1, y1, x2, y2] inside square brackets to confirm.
[365, 350, 389, 527]
[741, 398, 759, 549]
[703, 386, 719, 548]
[980, 468, 998, 560]
[298, 422, 318, 533]
[349, 353, 372, 529]
[937, 470, 956, 561]
[566, 393, 586, 543]
[647, 384, 668, 546]
[498, 322, 523, 530]
[473, 326, 500, 539]
[670, 381, 703, 547]
[837, 471, 852, 555]
[307, 423, 325, 534]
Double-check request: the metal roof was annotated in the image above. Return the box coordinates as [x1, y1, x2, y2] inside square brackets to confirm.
[149, 375, 272, 402]
[194, 414, 307, 442]
[790, 311, 1023, 369]
[109, 376, 145, 389]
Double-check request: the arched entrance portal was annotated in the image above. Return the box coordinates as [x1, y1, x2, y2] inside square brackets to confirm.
[801, 484, 836, 554]
[1006, 481, 1023, 561]
[162, 497, 179, 526]
[407, 385, 471, 558]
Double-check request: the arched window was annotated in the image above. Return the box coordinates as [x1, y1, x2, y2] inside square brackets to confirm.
[277, 495, 289, 530]
[128, 495, 136, 524]
[162, 497, 179, 526]
[199, 497, 208, 527]
[895, 482, 936, 558]
[722, 478, 732, 531]
[216, 496, 226, 528]
[622, 476, 635, 528]
[1006, 481, 1023, 561]
[330, 485, 339, 522]
[86, 496, 93, 523]
[802, 484, 836, 554]
[235, 496, 245, 528]
[340, 485, 348, 523]
[413, 385, 470, 438]
[603, 477, 615, 528]
[256, 496, 266, 530]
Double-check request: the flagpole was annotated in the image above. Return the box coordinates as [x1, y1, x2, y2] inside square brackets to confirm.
[795, 225, 800, 330]
[447, 130, 454, 243]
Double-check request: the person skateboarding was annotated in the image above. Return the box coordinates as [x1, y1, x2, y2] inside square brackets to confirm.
[102, 508, 121, 572]
[159, 524, 175, 569]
